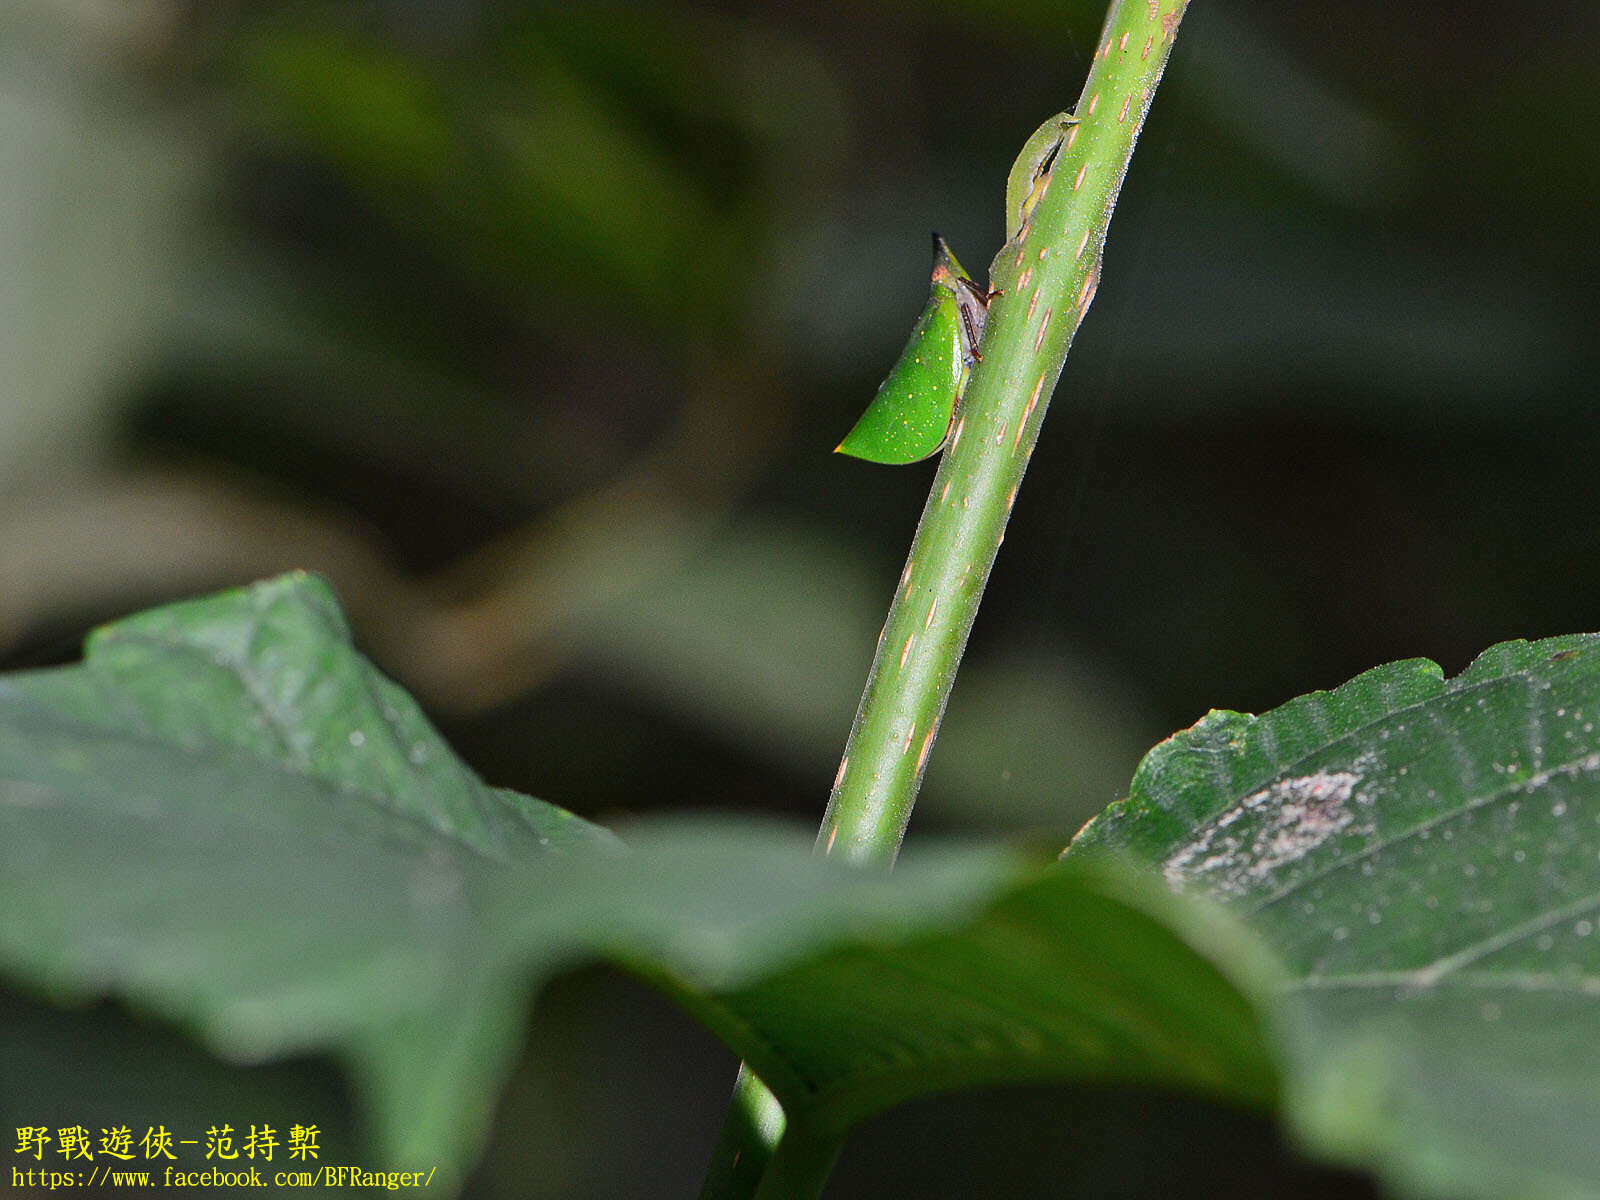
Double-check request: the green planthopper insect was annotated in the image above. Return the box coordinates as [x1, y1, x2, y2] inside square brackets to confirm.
[1005, 111, 1078, 244]
[835, 234, 995, 465]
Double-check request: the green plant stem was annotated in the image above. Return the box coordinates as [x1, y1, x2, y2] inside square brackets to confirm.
[697, 1066, 786, 1200]
[749, 1117, 843, 1200]
[818, 0, 1189, 867]
[702, 3, 1189, 1196]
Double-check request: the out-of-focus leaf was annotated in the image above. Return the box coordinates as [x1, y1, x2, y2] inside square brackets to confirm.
[1071, 635, 1600, 1200]
[237, 29, 456, 190]
[0, 574, 611, 1182]
[500, 6, 847, 172]
[0, 17, 203, 485]
[233, 11, 847, 341]
[1177, 7, 1413, 208]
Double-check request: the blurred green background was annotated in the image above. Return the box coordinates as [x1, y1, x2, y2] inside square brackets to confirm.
[2, 0, 1593, 1194]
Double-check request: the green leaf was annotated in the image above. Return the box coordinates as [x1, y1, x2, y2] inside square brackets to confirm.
[0, 573, 612, 1180]
[1069, 635, 1600, 1200]
[676, 855, 1281, 1144]
[0, 573, 1281, 1189]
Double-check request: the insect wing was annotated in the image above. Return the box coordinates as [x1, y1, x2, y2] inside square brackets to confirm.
[835, 284, 965, 465]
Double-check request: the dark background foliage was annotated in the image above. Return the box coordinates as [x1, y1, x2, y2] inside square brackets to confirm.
[2, 0, 1592, 1193]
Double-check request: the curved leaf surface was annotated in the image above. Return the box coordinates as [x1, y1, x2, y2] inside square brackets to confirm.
[1070, 635, 1600, 1200]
